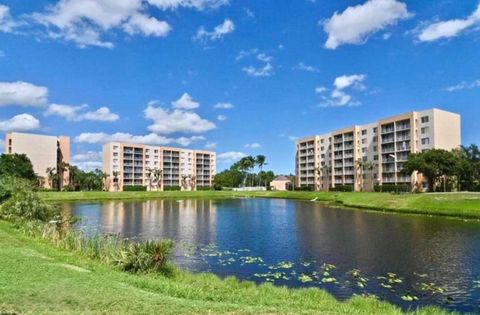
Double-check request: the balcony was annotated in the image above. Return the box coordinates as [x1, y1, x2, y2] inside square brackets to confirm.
[396, 124, 410, 131]
[382, 137, 395, 144]
[381, 128, 395, 134]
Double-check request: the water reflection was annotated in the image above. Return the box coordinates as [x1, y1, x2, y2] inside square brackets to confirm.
[63, 198, 480, 313]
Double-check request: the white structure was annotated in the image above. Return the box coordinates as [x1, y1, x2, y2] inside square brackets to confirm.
[296, 108, 461, 191]
[103, 142, 216, 191]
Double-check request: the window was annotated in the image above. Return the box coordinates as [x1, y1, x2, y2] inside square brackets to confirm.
[373, 136, 377, 143]
[421, 116, 429, 123]
[373, 127, 377, 133]
[374, 155, 379, 161]
[113, 159, 118, 163]
[362, 156, 367, 162]
[373, 146, 377, 152]
[421, 127, 429, 134]
[321, 146, 324, 151]
[321, 139, 324, 144]
[361, 129, 367, 136]
[113, 146, 119, 150]
[113, 152, 118, 157]
[421, 138, 430, 145]
[362, 148, 367, 153]
[321, 154, 325, 158]
[362, 138, 367, 144]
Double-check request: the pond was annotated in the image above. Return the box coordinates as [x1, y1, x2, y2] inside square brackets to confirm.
[62, 198, 480, 313]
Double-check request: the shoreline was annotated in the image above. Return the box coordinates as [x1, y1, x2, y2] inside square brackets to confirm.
[40, 191, 480, 220]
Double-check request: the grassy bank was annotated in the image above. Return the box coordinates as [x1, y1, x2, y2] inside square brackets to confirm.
[0, 220, 454, 315]
[41, 190, 480, 219]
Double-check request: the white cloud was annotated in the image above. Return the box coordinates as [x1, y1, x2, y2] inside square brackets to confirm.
[0, 81, 48, 107]
[71, 151, 102, 171]
[0, 114, 41, 132]
[147, 0, 230, 11]
[323, 0, 411, 49]
[194, 19, 235, 42]
[0, 4, 16, 33]
[235, 48, 258, 61]
[445, 79, 480, 92]
[75, 132, 205, 146]
[288, 136, 298, 141]
[243, 63, 273, 77]
[418, 4, 480, 42]
[171, 93, 199, 109]
[293, 62, 319, 73]
[204, 141, 217, 149]
[319, 74, 367, 107]
[244, 143, 261, 149]
[334, 74, 366, 90]
[217, 151, 246, 163]
[242, 52, 274, 77]
[213, 102, 234, 109]
[45, 104, 119, 121]
[31, 0, 172, 48]
[217, 114, 227, 121]
[123, 13, 171, 37]
[145, 104, 215, 134]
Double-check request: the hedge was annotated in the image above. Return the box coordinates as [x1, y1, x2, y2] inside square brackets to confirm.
[374, 184, 411, 193]
[163, 186, 181, 191]
[330, 185, 354, 192]
[123, 185, 147, 192]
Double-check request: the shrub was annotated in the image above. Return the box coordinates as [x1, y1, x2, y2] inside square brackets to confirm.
[163, 186, 181, 191]
[123, 185, 147, 192]
[116, 240, 174, 274]
[0, 177, 57, 222]
[374, 184, 411, 193]
[196, 186, 212, 191]
[294, 186, 314, 191]
[330, 185, 354, 192]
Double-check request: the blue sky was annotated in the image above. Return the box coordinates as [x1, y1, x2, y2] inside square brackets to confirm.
[0, 0, 479, 174]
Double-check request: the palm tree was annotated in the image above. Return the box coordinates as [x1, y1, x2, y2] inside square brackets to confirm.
[46, 167, 57, 190]
[181, 175, 190, 190]
[238, 156, 255, 187]
[190, 175, 196, 191]
[355, 159, 364, 192]
[255, 155, 266, 187]
[146, 167, 153, 191]
[112, 171, 120, 192]
[363, 161, 375, 192]
[102, 172, 109, 191]
[314, 166, 321, 191]
[152, 168, 163, 191]
[57, 161, 70, 191]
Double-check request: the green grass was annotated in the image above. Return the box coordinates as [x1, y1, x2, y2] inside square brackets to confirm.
[41, 190, 480, 219]
[0, 220, 455, 315]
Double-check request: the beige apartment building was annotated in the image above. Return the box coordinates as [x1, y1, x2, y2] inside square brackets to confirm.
[103, 142, 216, 191]
[4, 132, 70, 188]
[296, 108, 461, 191]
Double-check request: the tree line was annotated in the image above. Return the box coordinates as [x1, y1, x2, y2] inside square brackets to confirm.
[213, 155, 276, 189]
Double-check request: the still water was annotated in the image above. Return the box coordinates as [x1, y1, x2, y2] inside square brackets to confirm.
[63, 198, 480, 313]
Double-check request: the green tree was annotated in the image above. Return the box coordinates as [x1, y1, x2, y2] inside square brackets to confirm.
[0, 154, 36, 181]
[255, 155, 266, 186]
[402, 149, 458, 192]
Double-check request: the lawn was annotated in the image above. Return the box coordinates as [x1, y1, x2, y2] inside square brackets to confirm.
[40, 190, 480, 219]
[0, 221, 455, 315]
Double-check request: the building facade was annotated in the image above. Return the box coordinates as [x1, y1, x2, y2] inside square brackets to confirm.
[4, 132, 70, 188]
[102, 142, 216, 191]
[296, 108, 461, 191]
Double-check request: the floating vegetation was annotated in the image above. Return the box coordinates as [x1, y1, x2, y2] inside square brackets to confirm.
[299, 274, 313, 283]
[418, 282, 445, 294]
[321, 277, 337, 284]
[240, 256, 264, 265]
[474, 280, 480, 288]
[269, 261, 294, 270]
[401, 294, 419, 302]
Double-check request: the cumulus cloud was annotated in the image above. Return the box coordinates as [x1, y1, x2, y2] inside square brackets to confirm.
[213, 102, 234, 109]
[145, 104, 216, 134]
[244, 143, 261, 149]
[418, 4, 480, 42]
[171, 93, 199, 109]
[293, 62, 319, 73]
[30, 0, 206, 48]
[0, 81, 48, 107]
[0, 4, 16, 33]
[194, 19, 235, 42]
[147, 0, 230, 11]
[238, 51, 274, 77]
[217, 114, 227, 121]
[445, 79, 480, 92]
[318, 74, 367, 107]
[71, 151, 102, 171]
[204, 141, 217, 149]
[217, 151, 246, 163]
[75, 132, 205, 146]
[0, 114, 41, 132]
[323, 0, 411, 49]
[45, 104, 119, 121]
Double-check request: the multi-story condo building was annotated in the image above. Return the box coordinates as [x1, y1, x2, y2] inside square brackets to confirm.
[4, 132, 70, 188]
[103, 142, 216, 191]
[296, 108, 461, 191]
